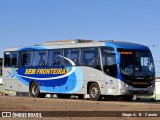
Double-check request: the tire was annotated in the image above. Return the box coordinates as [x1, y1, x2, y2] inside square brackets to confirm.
[121, 95, 133, 101]
[30, 82, 46, 98]
[89, 83, 101, 101]
[57, 94, 71, 98]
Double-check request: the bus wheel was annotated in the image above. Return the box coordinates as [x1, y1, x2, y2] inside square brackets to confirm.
[121, 95, 133, 101]
[30, 82, 45, 98]
[89, 83, 101, 101]
[57, 94, 71, 98]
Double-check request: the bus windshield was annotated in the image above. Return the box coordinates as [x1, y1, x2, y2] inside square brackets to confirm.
[118, 49, 155, 78]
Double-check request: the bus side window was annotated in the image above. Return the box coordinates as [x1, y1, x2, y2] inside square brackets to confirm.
[64, 49, 70, 66]
[48, 50, 63, 66]
[82, 48, 98, 66]
[19, 52, 32, 67]
[54, 50, 63, 66]
[70, 49, 80, 65]
[11, 52, 18, 67]
[64, 49, 80, 66]
[4, 52, 11, 67]
[101, 47, 117, 77]
[38, 51, 47, 66]
[48, 50, 55, 66]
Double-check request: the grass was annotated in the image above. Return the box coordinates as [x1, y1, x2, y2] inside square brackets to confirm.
[0, 85, 16, 96]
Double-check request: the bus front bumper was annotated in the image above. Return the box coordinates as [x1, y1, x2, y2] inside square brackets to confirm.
[119, 87, 154, 95]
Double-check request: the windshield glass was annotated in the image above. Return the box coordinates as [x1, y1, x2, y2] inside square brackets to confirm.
[118, 49, 155, 78]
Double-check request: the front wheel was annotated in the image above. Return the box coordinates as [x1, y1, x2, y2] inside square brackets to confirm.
[89, 83, 101, 101]
[30, 82, 46, 98]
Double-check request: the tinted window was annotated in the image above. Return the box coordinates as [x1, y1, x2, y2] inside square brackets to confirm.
[48, 50, 63, 66]
[82, 48, 98, 66]
[101, 47, 117, 78]
[11, 52, 18, 67]
[4, 52, 11, 67]
[64, 49, 80, 66]
[4, 52, 18, 67]
[19, 52, 32, 67]
[32, 51, 47, 66]
[38, 51, 47, 66]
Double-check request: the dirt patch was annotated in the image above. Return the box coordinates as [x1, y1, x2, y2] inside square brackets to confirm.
[0, 96, 160, 120]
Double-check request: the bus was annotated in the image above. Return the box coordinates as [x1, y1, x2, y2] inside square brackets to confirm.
[2, 39, 155, 101]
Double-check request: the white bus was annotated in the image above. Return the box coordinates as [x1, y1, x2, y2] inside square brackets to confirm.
[2, 39, 155, 101]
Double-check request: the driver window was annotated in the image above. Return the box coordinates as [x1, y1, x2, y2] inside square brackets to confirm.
[101, 47, 117, 78]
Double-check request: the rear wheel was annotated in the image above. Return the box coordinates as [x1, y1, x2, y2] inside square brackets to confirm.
[89, 83, 101, 101]
[57, 94, 71, 98]
[30, 82, 46, 98]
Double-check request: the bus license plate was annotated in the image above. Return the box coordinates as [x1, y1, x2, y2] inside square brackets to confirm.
[132, 82, 149, 85]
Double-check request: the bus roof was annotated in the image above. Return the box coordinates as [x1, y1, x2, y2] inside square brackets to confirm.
[4, 39, 149, 51]
[106, 41, 149, 50]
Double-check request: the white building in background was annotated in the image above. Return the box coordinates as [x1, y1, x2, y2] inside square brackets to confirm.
[0, 78, 2, 84]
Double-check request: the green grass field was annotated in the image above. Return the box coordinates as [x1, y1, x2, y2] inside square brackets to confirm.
[0, 85, 16, 96]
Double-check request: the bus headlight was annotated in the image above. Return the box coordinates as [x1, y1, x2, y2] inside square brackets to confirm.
[120, 81, 129, 87]
[150, 83, 155, 88]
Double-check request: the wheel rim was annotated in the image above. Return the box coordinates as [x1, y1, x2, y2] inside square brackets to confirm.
[90, 87, 99, 98]
[32, 84, 38, 95]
